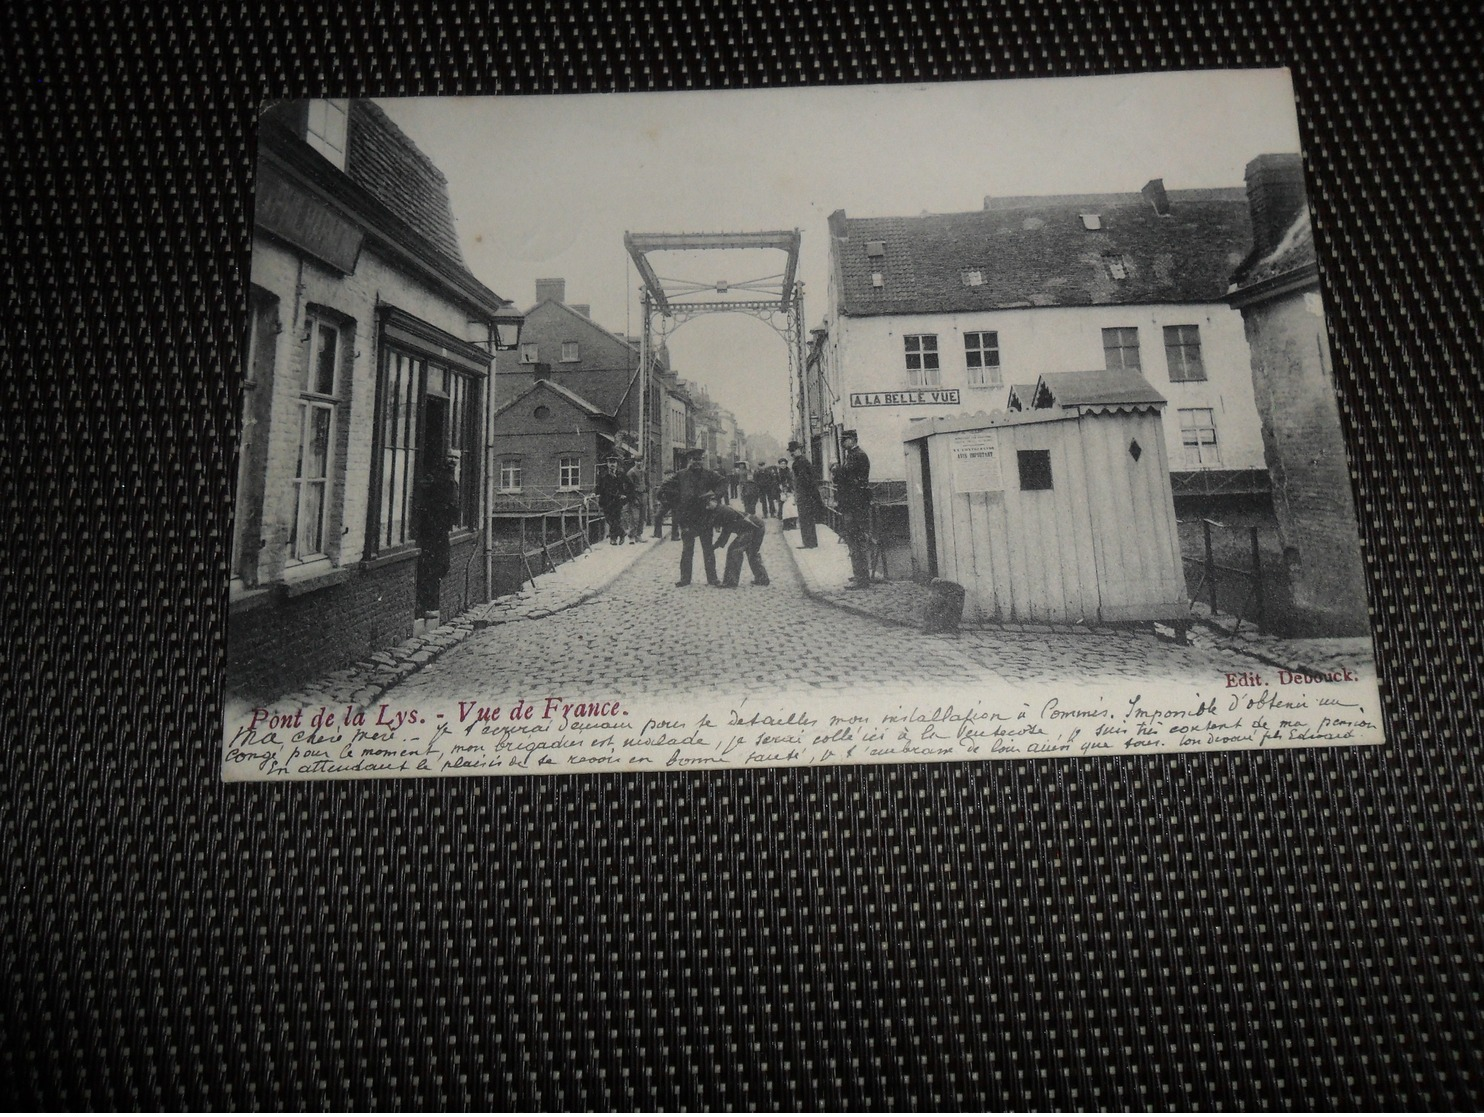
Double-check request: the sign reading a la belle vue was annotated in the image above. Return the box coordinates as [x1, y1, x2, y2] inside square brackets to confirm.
[849, 389, 961, 407]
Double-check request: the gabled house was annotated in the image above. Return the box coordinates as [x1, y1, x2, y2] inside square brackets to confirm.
[228, 98, 516, 702]
[487, 378, 612, 514]
[822, 183, 1268, 499]
[493, 278, 680, 490]
[1228, 154, 1370, 634]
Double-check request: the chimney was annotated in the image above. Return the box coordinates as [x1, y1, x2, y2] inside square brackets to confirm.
[1244, 153, 1308, 257]
[983, 195, 993, 210]
[535, 277, 566, 304]
[1141, 178, 1170, 216]
[571, 304, 591, 319]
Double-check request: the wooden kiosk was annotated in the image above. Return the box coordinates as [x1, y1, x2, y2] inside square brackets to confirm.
[904, 370, 1186, 626]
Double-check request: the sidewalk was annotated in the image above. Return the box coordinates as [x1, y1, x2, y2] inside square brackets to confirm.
[265, 536, 661, 714]
[781, 520, 1377, 677]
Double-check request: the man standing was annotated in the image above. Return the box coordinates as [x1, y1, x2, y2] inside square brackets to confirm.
[594, 459, 630, 546]
[832, 429, 873, 588]
[704, 492, 770, 587]
[758, 462, 781, 518]
[414, 456, 461, 616]
[789, 440, 821, 548]
[673, 449, 726, 586]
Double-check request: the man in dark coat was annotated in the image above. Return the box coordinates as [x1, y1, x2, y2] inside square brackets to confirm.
[415, 457, 461, 615]
[789, 440, 822, 548]
[757, 462, 782, 518]
[704, 492, 769, 587]
[740, 467, 762, 516]
[832, 429, 873, 588]
[594, 460, 630, 545]
[672, 450, 727, 586]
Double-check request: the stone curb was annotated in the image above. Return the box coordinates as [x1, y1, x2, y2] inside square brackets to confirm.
[1185, 615, 1369, 679]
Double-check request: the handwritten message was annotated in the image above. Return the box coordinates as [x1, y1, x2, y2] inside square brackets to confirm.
[222, 675, 1382, 781]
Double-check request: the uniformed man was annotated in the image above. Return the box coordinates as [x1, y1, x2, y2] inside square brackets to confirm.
[832, 429, 873, 588]
[673, 449, 727, 586]
[788, 440, 822, 548]
[704, 492, 770, 588]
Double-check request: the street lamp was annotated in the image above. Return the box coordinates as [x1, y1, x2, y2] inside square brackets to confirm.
[489, 303, 525, 351]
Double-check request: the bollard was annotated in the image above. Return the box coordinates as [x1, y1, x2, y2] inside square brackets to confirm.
[923, 578, 966, 633]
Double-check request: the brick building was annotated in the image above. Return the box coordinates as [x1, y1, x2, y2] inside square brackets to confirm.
[228, 99, 517, 702]
[1228, 154, 1371, 634]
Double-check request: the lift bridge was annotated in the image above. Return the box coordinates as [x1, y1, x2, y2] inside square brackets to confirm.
[623, 229, 809, 488]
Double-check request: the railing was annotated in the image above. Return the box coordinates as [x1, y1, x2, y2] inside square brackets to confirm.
[1181, 517, 1267, 634]
[486, 494, 598, 593]
[489, 486, 593, 515]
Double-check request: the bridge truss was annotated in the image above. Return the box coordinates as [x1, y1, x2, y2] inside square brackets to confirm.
[623, 230, 809, 486]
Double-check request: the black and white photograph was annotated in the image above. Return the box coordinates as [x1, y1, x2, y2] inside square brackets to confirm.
[221, 70, 1383, 780]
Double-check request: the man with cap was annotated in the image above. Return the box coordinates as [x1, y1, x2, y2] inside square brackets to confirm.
[703, 492, 770, 588]
[672, 448, 727, 586]
[832, 429, 873, 588]
[788, 440, 822, 548]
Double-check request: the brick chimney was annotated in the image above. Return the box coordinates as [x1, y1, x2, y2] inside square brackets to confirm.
[571, 304, 591, 319]
[535, 277, 566, 304]
[1141, 178, 1170, 216]
[1244, 154, 1308, 257]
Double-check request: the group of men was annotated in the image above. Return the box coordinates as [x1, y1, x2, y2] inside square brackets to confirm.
[646, 431, 874, 591]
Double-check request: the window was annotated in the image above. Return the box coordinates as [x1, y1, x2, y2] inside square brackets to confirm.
[305, 100, 349, 169]
[1018, 450, 1053, 491]
[377, 350, 422, 550]
[1103, 254, 1129, 280]
[444, 368, 481, 529]
[904, 334, 941, 387]
[870, 272, 884, 288]
[1179, 408, 1220, 466]
[290, 311, 346, 560]
[964, 331, 1001, 387]
[232, 289, 279, 585]
[561, 341, 580, 363]
[1164, 324, 1206, 382]
[519, 343, 538, 364]
[1102, 326, 1141, 371]
[558, 456, 581, 491]
[499, 459, 523, 492]
[960, 268, 984, 287]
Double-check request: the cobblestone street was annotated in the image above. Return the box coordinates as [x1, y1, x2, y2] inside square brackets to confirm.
[379, 518, 1280, 708]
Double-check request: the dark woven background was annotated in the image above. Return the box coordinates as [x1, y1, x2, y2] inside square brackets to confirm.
[3, 1, 1481, 1109]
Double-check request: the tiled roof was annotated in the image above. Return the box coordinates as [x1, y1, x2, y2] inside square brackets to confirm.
[492, 378, 607, 422]
[1229, 208, 1315, 289]
[832, 189, 1252, 316]
[346, 101, 465, 269]
[1032, 369, 1167, 412]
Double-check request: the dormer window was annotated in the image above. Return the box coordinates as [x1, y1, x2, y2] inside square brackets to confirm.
[305, 100, 349, 170]
[1079, 213, 1102, 231]
[871, 272, 884, 288]
[1103, 254, 1129, 280]
[960, 268, 984, 287]
[865, 241, 886, 258]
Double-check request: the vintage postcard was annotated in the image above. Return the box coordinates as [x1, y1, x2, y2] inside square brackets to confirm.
[222, 70, 1383, 781]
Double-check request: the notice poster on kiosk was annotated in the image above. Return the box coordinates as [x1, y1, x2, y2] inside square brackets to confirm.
[222, 71, 1384, 781]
